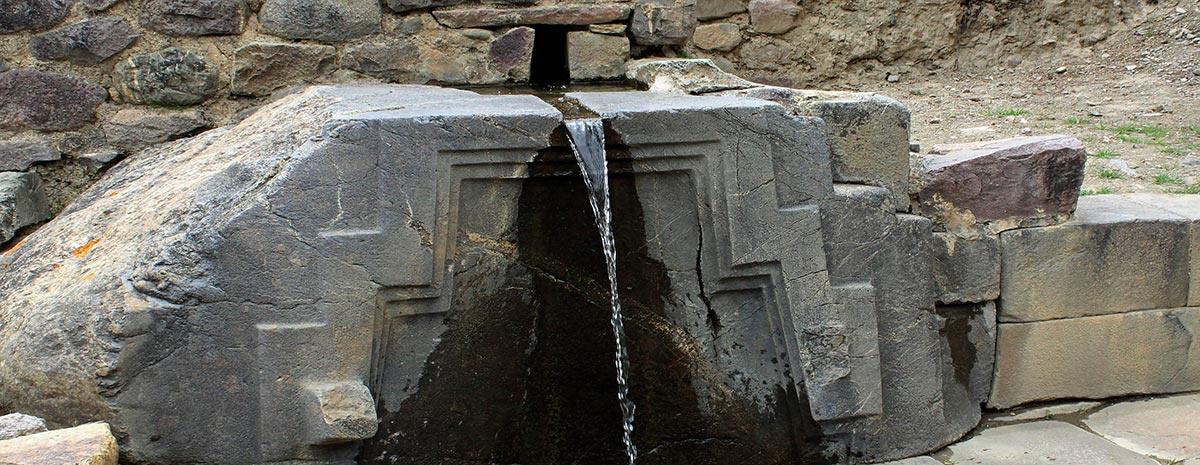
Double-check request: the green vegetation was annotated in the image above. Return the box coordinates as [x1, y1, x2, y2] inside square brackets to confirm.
[1097, 168, 1124, 179]
[1061, 117, 1089, 125]
[983, 108, 1029, 117]
[1160, 147, 1188, 156]
[1091, 149, 1119, 159]
[1080, 187, 1116, 196]
[1154, 174, 1184, 185]
[1165, 185, 1200, 194]
[1186, 125, 1200, 137]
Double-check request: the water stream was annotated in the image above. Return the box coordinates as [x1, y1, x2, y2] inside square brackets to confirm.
[564, 118, 638, 465]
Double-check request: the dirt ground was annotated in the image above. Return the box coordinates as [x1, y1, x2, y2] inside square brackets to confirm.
[852, 5, 1200, 196]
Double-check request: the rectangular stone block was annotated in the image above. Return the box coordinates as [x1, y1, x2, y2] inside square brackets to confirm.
[999, 195, 1189, 322]
[990, 307, 1200, 409]
[930, 232, 1000, 304]
[1123, 194, 1200, 307]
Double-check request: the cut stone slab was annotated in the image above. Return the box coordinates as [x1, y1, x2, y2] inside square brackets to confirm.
[231, 43, 337, 97]
[1123, 193, 1200, 307]
[629, 0, 697, 45]
[113, 48, 218, 107]
[0, 172, 51, 244]
[0, 422, 118, 465]
[915, 135, 1086, 232]
[930, 232, 999, 304]
[29, 18, 139, 65]
[999, 195, 1189, 322]
[567, 31, 628, 81]
[0, 140, 61, 171]
[0, 69, 107, 131]
[140, 0, 245, 36]
[432, 5, 631, 28]
[0, 414, 47, 441]
[0, 0, 71, 33]
[1083, 393, 1200, 464]
[259, 0, 380, 42]
[941, 421, 1159, 465]
[626, 58, 756, 94]
[990, 307, 1200, 409]
[103, 108, 208, 152]
[988, 400, 1103, 424]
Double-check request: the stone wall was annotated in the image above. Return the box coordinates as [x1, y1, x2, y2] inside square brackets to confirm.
[0, 0, 1154, 226]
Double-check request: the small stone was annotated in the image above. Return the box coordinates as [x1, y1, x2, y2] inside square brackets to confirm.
[432, 5, 630, 28]
[567, 31, 629, 80]
[232, 43, 337, 97]
[486, 27, 534, 81]
[629, 0, 697, 45]
[1054, 66, 1067, 73]
[1005, 57, 1022, 68]
[588, 23, 626, 35]
[113, 48, 219, 107]
[0, 69, 107, 131]
[1125, 65, 1138, 71]
[0, 171, 52, 244]
[0, 422, 118, 465]
[342, 39, 421, 83]
[625, 58, 756, 94]
[78, 149, 121, 172]
[260, 0, 381, 42]
[0, 58, 7, 73]
[1102, 159, 1138, 178]
[929, 118, 942, 124]
[0, 0, 71, 33]
[748, 0, 800, 34]
[140, 0, 246, 36]
[0, 140, 61, 171]
[1193, 68, 1200, 76]
[696, 0, 745, 20]
[909, 143, 921, 153]
[29, 18, 139, 65]
[0, 414, 46, 441]
[691, 23, 741, 51]
[886, 73, 900, 82]
[393, 16, 422, 35]
[104, 108, 208, 152]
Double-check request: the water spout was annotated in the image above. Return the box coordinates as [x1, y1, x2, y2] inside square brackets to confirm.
[565, 118, 638, 465]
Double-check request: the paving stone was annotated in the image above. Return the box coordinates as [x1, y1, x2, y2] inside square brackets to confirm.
[231, 43, 337, 97]
[630, 0, 697, 45]
[103, 108, 208, 152]
[748, 0, 800, 34]
[140, 0, 245, 36]
[989, 400, 1103, 424]
[990, 307, 1200, 409]
[696, 0, 745, 20]
[1123, 194, 1200, 307]
[1083, 393, 1200, 464]
[877, 457, 943, 465]
[29, 17, 138, 65]
[0, 171, 51, 244]
[944, 421, 1159, 465]
[916, 135, 1087, 232]
[567, 31, 628, 80]
[0, 140, 61, 171]
[0, 69, 106, 131]
[113, 48, 218, 107]
[0, 422, 117, 465]
[0, 414, 46, 441]
[999, 195, 1189, 322]
[692, 23, 742, 51]
[930, 232, 999, 304]
[0, 0, 72, 33]
[433, 5, 630, 28]
[260, 0, 380, 42]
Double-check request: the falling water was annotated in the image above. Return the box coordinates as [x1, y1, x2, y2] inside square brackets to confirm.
[564, 118, 637, 465]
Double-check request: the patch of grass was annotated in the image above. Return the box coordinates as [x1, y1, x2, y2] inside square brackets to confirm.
[1161, 147, 1189, 156]
[1080, 187, 1116, 196]
[1061, 117, 1089, 125]
[983, 108, 1030, 117]
[1097, 168, 1125, 179]
[1091, 149, 1120, 159]
[1186, 125, 1200, 137]
[1155, 174, 1184, 185]
[1166, 185, 1200, 194]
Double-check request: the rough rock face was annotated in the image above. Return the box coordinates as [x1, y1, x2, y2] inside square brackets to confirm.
[915, 136, 1087, 232]
[0, 414, 47, 441]
[103, 108, 208, 152]
[930, 232, 1000, 305]
[431, 5, 631, 28]
[0, 423, 118, 465]
[29, 18, 138, 65]
[0, 85, 993, 465]
[748, 0, 800, 34]
[0, 172, 51, 243]
[567, 31, 629, 80]
[0, 69, 106, 131]
[629, 0, 697, 45]
[0, 0, 72, 33]
[342, 40, 421, 83]
[113, 48, 218, 106]
[231, 43, 337, 96]
[0, 141, 60, 171]
[139, 0, 245, 36]
[259, 0, 381, 42]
